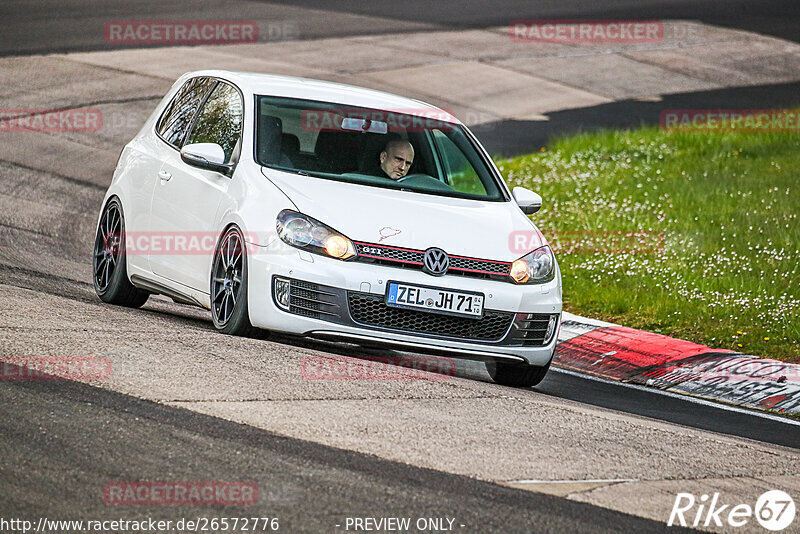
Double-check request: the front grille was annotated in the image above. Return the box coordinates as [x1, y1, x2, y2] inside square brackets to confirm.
[509, 313, 555, 346]
[347, 292, 514, 341]
[448, 255, 510, 274]
[353, 241, 511, 280]
[355, 243, 425, 265]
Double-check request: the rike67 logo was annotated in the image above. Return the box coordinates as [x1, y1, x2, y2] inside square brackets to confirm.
[668, 490, 795, 531]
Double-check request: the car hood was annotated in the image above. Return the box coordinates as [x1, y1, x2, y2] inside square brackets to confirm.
[262, 168, 547, 262]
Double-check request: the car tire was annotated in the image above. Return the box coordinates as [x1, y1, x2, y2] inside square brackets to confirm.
[210, 226, 261, 338]
[486, 359, 551, 388]
[92, 198, 150, 308]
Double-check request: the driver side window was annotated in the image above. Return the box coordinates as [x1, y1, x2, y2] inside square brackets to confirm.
[185, 82, 243, 164]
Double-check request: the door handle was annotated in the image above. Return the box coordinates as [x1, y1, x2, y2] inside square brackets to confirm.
[158, 170, 172, 181]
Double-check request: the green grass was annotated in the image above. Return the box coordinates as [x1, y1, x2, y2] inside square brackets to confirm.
[497, 126, 800, 362]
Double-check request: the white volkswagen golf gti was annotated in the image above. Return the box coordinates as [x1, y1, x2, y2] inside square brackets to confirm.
[93, 70, 562, 387]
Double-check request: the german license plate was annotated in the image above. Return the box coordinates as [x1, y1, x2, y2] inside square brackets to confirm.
[386, 281, 484, 318]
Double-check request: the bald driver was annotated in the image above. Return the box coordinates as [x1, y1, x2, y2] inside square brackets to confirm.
[379, 139, 414, 180]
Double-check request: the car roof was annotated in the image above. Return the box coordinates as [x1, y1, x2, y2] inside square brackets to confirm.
[185, 70, 462, 124]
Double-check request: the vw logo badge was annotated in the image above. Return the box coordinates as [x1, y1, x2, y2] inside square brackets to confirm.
[423, 248, 449, 276]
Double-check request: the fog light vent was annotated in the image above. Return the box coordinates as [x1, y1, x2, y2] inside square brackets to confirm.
[544, 314, 559, 344]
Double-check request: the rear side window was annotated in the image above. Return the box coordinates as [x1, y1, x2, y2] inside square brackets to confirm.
[156, 77, 215, 147]
[185, 82, 243, 164]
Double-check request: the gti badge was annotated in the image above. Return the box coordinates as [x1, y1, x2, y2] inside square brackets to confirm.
[361, 246, 383, 255]
[423, 248, 449, 276]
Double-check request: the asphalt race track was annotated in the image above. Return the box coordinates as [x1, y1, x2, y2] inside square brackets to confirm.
[1, 1, 799, 532]
[1, 377, 680, 533]
[2, 0, 798, 56]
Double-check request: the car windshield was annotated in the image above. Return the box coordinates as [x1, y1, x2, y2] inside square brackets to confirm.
[255, 95, 504, 201]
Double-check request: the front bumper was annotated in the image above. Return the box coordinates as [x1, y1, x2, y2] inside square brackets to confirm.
[247, 244, 562, 366]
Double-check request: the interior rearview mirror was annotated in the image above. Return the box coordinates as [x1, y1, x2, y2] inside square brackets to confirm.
[341, 117, 388, 134]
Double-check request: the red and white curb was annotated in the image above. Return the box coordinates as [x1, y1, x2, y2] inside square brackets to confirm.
[555, 313, 800, 415]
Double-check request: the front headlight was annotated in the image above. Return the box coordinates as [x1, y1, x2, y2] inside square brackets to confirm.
[276, 210, 356, 260]
[510, 245, 555, 284]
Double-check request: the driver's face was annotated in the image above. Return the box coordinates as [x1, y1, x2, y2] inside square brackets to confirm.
[380, 144, 414, 179]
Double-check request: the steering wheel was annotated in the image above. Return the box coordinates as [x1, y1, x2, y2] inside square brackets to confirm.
[396, 173, 433, 183]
